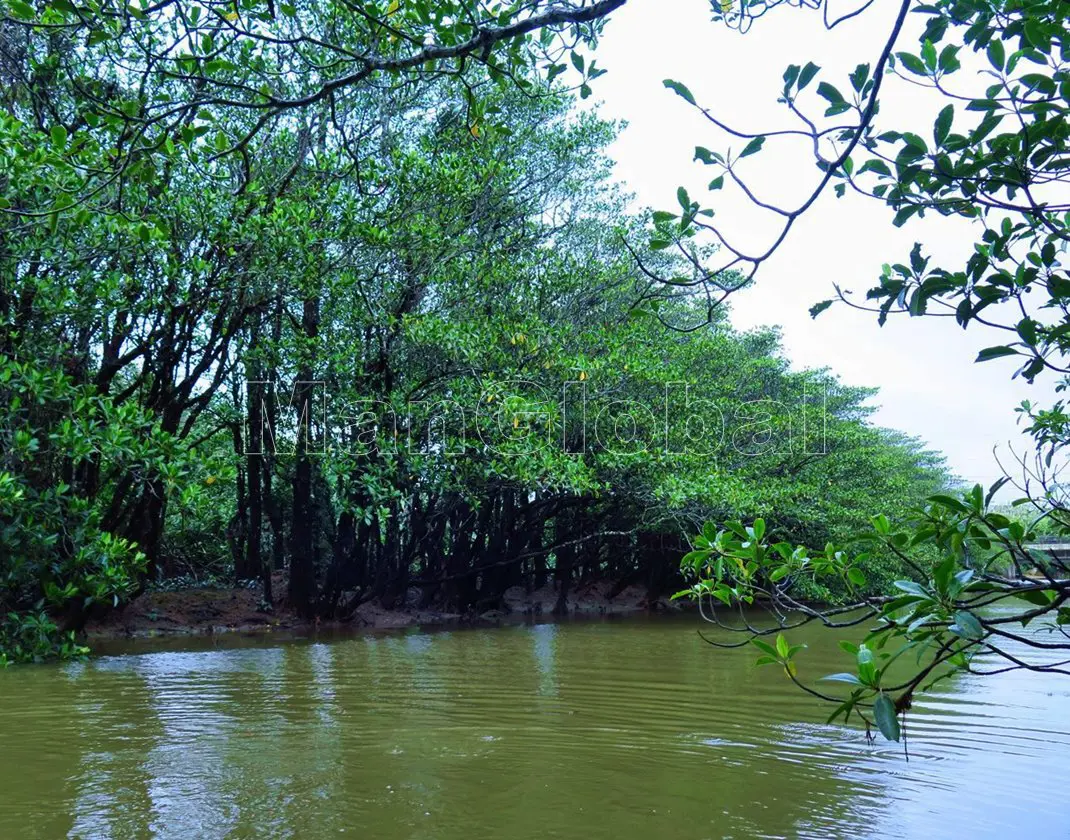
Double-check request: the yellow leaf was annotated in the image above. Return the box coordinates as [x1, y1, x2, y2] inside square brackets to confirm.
[579, 371, 587, 381]
[470, 123, 481, 138]
[720, 0, 732, 12]
[205, 476, 217, 486]
[512, 416, 520, 429]
[387, 0, 400, 16]
[224, 10, 239, 21]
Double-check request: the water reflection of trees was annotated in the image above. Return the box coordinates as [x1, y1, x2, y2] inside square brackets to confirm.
[4, 621, 1066, 839]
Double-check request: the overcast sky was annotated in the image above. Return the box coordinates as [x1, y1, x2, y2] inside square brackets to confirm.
[585, 0, 1055, 489]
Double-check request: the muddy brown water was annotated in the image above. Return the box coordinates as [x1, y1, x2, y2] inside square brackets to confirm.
[1, 613, 1067, 839]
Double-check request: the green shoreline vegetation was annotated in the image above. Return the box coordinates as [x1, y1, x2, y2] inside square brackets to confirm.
[1, 0, 1068, 753]
[0, 80, 950, 662]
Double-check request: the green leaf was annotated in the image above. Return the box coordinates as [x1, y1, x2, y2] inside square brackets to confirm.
[821, 672, 862, 684]
[859, 159, 891, 177]
[809, 300, 833, 318]
[50, 125, 68, 147]
[7, 0, 35, 19]
[951, 610, 984, 640]
[797, 62, 820, 90]
[933, 105, 953, 146]
[893, 580, 928, 597]
[847, 568, 867, 587]
[928, 493, 969, 513]
[1023, 19, 1049, 52]
[739, 136, 765, 158]
[849, 63, 870, 93]
[205, 59, 238, 75]
[932, 554, 956, 594]
[751, 638, 778, 658]
[975, 345, 1019, 362]
[908, 289, 926, 317]
[1014, 589, 1056, 607]
[882, 594, 928, 613]
[986, 40, 1005, 71]
[816, 81, 844, 104]
[663, 79, 696, 106]
[873, 693, 901, 741]
[938, 45, 960, 73]
[893, 205, 919, 227]
[921, 39, 937, 70]
[896, 52, 927, 76]
[858, 661, 876, 687]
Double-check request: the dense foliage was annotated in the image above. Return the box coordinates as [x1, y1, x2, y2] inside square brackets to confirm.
[0, 0, 953, 662]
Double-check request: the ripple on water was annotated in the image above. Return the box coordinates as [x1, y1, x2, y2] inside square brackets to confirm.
[0, 617, 1067, 840]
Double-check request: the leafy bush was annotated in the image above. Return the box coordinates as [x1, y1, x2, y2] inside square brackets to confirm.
[0, 359, 162, 662]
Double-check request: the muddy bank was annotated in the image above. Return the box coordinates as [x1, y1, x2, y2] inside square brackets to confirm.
[84, 577, 682, 641]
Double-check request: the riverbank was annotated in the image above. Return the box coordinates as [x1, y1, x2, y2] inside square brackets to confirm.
[83, 576, 682, 641]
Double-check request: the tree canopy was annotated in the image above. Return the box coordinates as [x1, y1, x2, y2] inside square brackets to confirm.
[0, 0, 959, 664]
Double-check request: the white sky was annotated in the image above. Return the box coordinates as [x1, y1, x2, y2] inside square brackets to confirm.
[587, 0, 1057, 488]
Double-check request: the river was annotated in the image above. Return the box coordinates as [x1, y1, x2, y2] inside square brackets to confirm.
[1, 614, 1067, 839]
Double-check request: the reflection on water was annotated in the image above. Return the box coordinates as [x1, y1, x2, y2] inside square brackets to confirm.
[1, 615, 1067, 839]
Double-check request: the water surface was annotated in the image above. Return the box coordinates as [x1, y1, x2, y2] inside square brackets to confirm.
[1, 615, 1067, 839]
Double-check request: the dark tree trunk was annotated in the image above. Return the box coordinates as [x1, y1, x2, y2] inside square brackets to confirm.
[553, 513, 574, 616]
[247, 374, 266, 602]
[231, 409, 252, 581]
[288, 296, 319, 617]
